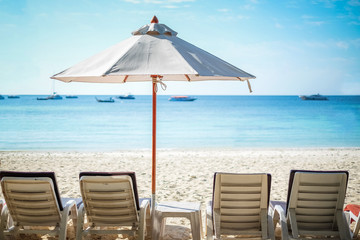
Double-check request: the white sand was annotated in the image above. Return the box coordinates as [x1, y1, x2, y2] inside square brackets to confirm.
[1, 148, 360, 239]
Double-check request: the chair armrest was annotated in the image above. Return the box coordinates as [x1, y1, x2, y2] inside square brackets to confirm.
[345, 210, 360, 238]
[139, 199, 150, 240]
[272, 202, 290, 240]
[206, 201, 213, 240]
[61, 199, 77, 222]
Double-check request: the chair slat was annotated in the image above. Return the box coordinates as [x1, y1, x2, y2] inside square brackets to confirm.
[220, 215, 260, 223]
[298, 185, 340, 193]
[90, 208, 136, 216]
[295, 207, 336, 215]
[220, 186, 261, 193]
[220, 201, 260, 208]
[220, 208, 261, 215]
[296, 200, 337, 208]
[296, 215, 334, 223]
[221, 193, 261, 201]
[298, 192, 339, 201]
[221, 222, 260, 230]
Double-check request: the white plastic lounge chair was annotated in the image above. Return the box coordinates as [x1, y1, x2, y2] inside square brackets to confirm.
[344, 204, 360, 238]
[206, 172, 275, 240]
[77, 172, 150, 240]
[0, 171, 78, 240]
[272, 170, 351, 240]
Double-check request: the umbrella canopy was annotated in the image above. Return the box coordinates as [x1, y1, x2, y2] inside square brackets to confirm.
[52, 16, 255, 84]
[51, 16, 255, 210]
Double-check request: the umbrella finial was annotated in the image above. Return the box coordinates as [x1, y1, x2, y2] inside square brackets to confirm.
[151, 16, 159, 23]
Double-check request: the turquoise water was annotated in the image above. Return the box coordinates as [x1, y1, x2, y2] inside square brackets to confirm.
[0, 95, 359, 150]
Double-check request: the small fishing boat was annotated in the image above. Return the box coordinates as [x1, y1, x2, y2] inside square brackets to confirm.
[37, 97, 48, 100]
[95, 97, 114, 103]
[118, 94, 135, 100]
[169, 96, 197, 101]
[8, 95, 20, 99]
[37, 92, 63, 100]
[47, 93, 63, 100]
[299, 94, 328, 101]
[66, 95, 78, 99]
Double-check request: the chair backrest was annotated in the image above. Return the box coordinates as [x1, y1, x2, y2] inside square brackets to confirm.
[79, 172, 140, 226]
[212, 172, 271, 235]
[0, 171, 63, 225]
[286, 170, 349, 233]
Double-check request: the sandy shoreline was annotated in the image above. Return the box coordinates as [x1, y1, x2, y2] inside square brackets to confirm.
[1, 148, 360, 239]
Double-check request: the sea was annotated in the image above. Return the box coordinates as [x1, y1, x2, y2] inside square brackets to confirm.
[0, 95, 359, 151]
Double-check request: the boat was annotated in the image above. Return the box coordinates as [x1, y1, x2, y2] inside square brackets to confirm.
[66, 95, 78, 99]
[8, 95, 20, 99]
[0, 95, 4, 100]
[37, 92, 63, 100]
[299, 94, 328, 101]
[95, 97, 115, 103]
[36, 97, 48, 100]
[169, 96, 197, 101]
[47, 93, 63, 100]
[118, 94, 135, 100]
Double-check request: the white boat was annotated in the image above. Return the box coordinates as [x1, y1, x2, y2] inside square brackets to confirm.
[169, 96, 197, 101]
[47, 93, 63, 100]
[299, 94, 328, 101]
[37, 92, 63, 100]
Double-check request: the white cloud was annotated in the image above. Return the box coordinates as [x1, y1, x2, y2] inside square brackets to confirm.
[301, 15, 315, 19]
[124, 0, 141, 3]
[306, 21, 326, 26]
[275, 23, 284, 29]
[218, 8, 230, 12]
[124, 0, 195, 4]
[162, 5, 179, 8]
[237, 15, 250, 20]
[304, 41, 328, 48]
[336, 41, 349, 49]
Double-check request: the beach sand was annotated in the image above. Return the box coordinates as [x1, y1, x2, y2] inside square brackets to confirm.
[1, 148, 360, 239]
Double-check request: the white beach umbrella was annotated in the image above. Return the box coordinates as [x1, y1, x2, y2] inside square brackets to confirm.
[51, 16, 255, 210]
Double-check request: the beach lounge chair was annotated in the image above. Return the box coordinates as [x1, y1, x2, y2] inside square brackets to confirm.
[77, 172, 150, 240]
[0, 171, 78, 240]
[272, 170, 351, 239]
[206, 172, 275, 240]
[344, 204, 360, 238]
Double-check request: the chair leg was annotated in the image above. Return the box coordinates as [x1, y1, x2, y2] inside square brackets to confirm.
[59, 200, 77, 240]
[337, 210, 352, 240]
[76, 204, 85, 240]
[71, 204, 78, 233]
[206, 210, 213, 240]
[190, 212, 201, 240]
[0, 205, 9, 240]
[273, 205, 290, 240]
[267, 214, 275, 240]
[138, 201, 149, 240]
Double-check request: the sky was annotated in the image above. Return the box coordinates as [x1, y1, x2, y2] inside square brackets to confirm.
[0, 0, 359, 95]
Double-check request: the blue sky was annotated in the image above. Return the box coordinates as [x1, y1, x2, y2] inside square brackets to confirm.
[0, 0, 359, 95]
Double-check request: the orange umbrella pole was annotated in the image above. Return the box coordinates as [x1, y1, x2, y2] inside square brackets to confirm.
[151, 75, 157, 212]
